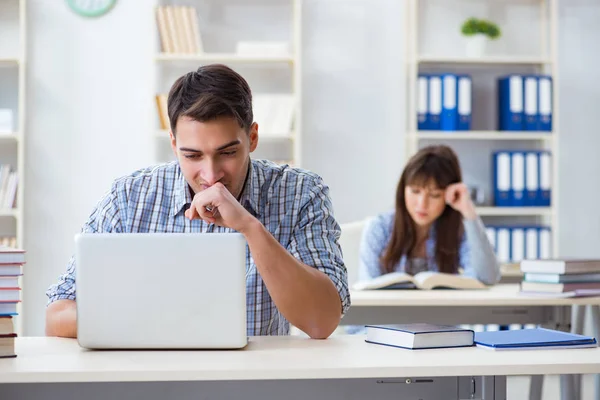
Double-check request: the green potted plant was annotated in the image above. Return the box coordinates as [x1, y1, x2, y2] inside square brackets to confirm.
[460, 17, 501, 57]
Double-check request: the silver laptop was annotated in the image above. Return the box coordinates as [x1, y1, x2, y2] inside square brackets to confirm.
[75, 232, 248, 349]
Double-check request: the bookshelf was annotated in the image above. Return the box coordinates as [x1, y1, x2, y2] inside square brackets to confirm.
[404, 0, 559, 269]
[0, 0, 26, 335]
[153, 0, 302, 167]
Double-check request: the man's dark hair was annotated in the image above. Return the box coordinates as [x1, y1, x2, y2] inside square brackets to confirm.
[167, 64, 253, 136]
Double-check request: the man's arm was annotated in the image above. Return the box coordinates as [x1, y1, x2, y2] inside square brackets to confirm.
[45, 300, 77, 338]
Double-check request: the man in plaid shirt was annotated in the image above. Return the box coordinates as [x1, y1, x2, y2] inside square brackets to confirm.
[45, 64, 350, 339]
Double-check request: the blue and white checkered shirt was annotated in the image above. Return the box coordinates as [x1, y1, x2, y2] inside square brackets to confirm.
[46, 159, 350, 335]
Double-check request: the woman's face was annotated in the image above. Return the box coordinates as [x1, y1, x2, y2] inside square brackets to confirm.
[404, 179, 447, 228]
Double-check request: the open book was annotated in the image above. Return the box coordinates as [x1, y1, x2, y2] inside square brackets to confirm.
[353, 271, 488, 291]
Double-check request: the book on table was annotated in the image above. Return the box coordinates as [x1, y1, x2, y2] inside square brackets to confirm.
[474, 328, 597, 351]
[353, 271, 487, 291]
[365, 323, 474, 350]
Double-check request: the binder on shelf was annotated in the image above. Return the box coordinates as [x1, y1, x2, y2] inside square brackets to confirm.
[457, 74, 472, 131]
[498, 75, 524, 131]
[525, 226, 539, 260]
[524, 151, 539, 206]
[417, 75, 429, 130]
[428, 75, 442, 130]
[539, 227, 552, 259]
[523, 75, 539, 131]
[441, 74, 458, 131]
[511, 152, 525, 207]
[538, 151, 552, 206]
[493, 151, 511, 207]
[496, 227, 511, 264]
[538, 75, 553, 131]
[485, 226, 496, 253]
[511, 227, 525, 263]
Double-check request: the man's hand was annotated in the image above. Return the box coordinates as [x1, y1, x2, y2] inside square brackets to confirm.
[184, 183, 256, 233]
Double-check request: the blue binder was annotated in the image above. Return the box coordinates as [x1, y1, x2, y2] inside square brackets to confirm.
[441, 74, 458, 131]
[457, 74, 472, 130]
[498, 75, 524, 131]
[417, 74, 429, 130]
[524, 151, 539, 206]
[493, 151, 511, 207]
[511, 151, 525, 206]
[525, 226, 540, 260]
[475, 328, 597, 350]
[523, 75, 539, 131]
[428, 75, 442, 130]
[538, 75, 553, 131]
[538, 151, 551, 206]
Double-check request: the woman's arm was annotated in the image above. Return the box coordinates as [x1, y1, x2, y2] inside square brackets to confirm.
[461, 217, 501, 285]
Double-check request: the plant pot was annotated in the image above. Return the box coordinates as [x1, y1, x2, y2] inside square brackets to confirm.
[464, 34, 487, 58]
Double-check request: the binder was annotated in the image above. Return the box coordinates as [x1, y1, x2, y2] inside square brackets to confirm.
[538, 151, 552, 206]
[493, 151, 511, 207]
[511, 151, 525, 206]
[485, 226, 496, 253]
[441, 74, 458, 131]
[524, 151, 539, 206]
[498, 75, 524, 131]
[511, 227, 525, 263]
[496, 227, 511, 264]
[417, 75, 429, 130]
[457, 74, 472, 130]
[538, 75, 553, 131]
[539, 227, 552, 259]
[428, 75, 442, 130]
[525, 226, 539, 260]
[523, 75, 539, 131]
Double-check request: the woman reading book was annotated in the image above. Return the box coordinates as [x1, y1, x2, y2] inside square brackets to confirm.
[358, 145, 500, 287]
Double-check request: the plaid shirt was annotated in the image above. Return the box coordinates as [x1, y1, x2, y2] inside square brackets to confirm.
[46, 159, 350, 335]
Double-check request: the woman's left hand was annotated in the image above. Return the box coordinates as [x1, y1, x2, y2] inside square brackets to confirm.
[445, 183, 477, 220]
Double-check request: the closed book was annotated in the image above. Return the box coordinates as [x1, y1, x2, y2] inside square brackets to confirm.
[0, 247, 25, 264]
[0, 333, 16, 358]
[366, 323, 474, 350]
[521, 281, 600, 293]
[475, 328, 597, 350]
[524, 272, 600, 284]
[520, 259, 600, 274]
[0, 316, 13, 335]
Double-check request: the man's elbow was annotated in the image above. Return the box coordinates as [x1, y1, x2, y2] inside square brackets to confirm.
[303, 314, 341, 339]
[45, 300, 78, 338]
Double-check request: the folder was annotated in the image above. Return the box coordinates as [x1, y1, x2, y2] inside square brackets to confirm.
[441, 74, 458, 131]
[511, 151, 525, 206]
[496, 227, 511, 264]
[525, 226, 539, 260]
[475, 328, 597, 351]
[417, 75, 429, 130]
[457, 74, 472, 131]
[538, 75, 553, 131]
[511, 227, 525, 263]
[539, 227, 552, 259]
[538, 151, 552, 206]
[523, 75, 539, 131]
[493, 151, 511, 207]
[498, 75, 524, 131]
[428, 75, 442, 130]
[524, 152, 539, 206]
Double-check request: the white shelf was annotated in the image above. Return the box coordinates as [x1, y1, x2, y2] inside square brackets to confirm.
[416, 55, 552, 65]
[0, 209, 19, 218]
[155, 53, 294, 63]
[413, 131, 553, 140]
[0, 58, 19, 66]
[476, 207, 554, 217]
[0, 132, 21, 142]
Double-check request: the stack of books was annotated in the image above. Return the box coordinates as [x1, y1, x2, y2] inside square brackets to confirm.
[520, 259, 600, 297]
[0, 246, 25, 358]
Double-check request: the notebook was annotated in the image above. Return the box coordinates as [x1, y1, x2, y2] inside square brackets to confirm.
[365, 323, 474, 350]
[474, 328, 597, 351]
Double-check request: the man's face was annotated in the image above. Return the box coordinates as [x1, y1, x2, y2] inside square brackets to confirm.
[171, 116, 258, 199]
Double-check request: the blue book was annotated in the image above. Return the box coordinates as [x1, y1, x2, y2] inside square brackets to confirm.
[523, 75, 539, 131]
[538, 151, 552, 206]
[538, 75, 553, 131]
[366, 323, 474, 350]
[428, 75, 442, 130]
[524, 152, 539, 206]
[511, 151, 525, 206]
[475, 328, 597, 350]
[440, 74, 458, 131]
[493, 151, 511, 207]
[417, 74, 429, 130]
[498, 75, 524, 131]
[457, 74, 472, 130]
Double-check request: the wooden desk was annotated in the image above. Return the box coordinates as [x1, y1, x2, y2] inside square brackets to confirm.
[0, 336, 599, 400]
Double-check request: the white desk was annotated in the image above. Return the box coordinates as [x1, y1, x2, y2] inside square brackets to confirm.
[344, 284, 600, 400]
[0, 336, 599, 400]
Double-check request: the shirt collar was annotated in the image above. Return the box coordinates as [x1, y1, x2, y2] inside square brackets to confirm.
[171, 160, 260, 217]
